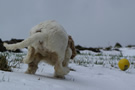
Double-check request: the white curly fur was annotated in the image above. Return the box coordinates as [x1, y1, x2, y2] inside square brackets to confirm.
[4, 20, 76, 78]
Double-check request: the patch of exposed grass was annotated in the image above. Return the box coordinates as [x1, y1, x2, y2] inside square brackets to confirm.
[0, 52, 25, 72]
[0, 54, 11, 72]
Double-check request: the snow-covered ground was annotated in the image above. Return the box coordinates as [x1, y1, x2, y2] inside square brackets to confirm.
[0, 48, 135, 90]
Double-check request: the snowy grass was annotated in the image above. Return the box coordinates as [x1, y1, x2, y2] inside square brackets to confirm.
[73, 50, 135, 69]
[1, 48, 135, 72]
[0, 52, 25, 69]
[1, 48, 135, 90]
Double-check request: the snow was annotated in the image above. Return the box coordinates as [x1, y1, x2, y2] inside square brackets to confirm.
[120, 48, 135, 56]
[20, 48, 28, 53]
[1, 48, 135, 90]
[80, 50, 98, 55]
[101, 50, 121, 56]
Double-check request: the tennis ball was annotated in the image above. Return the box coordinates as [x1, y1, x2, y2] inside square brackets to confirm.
[118, 59, 130, 71]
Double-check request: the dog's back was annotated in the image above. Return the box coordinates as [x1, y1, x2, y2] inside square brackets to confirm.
[4, 20, 69, 57]
[29, 20, 68, 56]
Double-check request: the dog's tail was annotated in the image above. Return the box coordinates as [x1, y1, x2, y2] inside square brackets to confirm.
[4, 32, 46, 51]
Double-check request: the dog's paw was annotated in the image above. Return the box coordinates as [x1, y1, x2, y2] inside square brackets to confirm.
[63, 67, 70, 75]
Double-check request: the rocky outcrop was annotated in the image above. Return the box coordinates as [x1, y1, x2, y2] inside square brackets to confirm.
[0, 39, 6, 52]
[4, 38, 24, 44]
[75, 45, 101, 53]
[114, 42, 122, 48]
[0, 38, 24, 52]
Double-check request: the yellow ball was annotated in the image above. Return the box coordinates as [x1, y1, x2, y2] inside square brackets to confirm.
[118, 59, 130, 71]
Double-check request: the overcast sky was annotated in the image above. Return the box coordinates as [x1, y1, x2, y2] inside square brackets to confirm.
[0, 0, 135, 47]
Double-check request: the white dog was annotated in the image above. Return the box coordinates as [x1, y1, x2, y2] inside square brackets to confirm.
[4, 20, 76, 78]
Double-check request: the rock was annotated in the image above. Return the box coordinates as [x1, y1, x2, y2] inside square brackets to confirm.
[114, 42, 122, 48]
[76, 49, 80, 54]
[0, 38, 24, 52]
[4, 38, 24, 44]
[104, 46, 112, 51]
[0, 39, 7, 52]
[126, 45, 135, 48]
[75, 45, 101, 53]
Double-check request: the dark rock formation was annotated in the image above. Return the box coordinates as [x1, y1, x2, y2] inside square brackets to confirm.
[4, 38, 24, 44]
[126, 45, 135, 48]
[75, 45, 101, 53]
[104, 46, 112, 51]
[0, 39, 6, 52]
[114, 42, 122, 48]
[0, 38, 24, 52]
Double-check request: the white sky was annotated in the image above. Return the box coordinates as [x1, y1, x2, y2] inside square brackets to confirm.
[0, 0, 135, 47]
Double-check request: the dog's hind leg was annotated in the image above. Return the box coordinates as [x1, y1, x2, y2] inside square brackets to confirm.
[25, 53, 41, 74]
[23, 46, 35, 64]
[54, 57, 70, 78]
[62, 47, 72, 67]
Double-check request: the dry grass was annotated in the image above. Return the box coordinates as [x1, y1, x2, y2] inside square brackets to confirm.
[0, 54, 12, 72]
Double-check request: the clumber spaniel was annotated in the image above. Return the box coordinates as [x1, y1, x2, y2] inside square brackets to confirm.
[4, 20, 76, 78]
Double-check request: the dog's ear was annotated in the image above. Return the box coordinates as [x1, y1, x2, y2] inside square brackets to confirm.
[68, 35, 76, 59]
